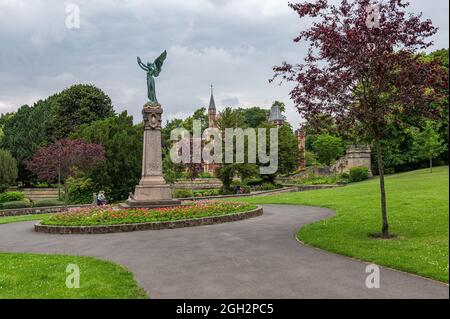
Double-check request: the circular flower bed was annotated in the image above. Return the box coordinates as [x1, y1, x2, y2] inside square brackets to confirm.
[41, 201, 258, 227]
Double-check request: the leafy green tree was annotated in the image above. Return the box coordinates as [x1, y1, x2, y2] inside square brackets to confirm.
[312, 134, 344, 166]
[235, 107, 270, 128]
[54, 84, 115, 139]
[412, 121, 447, 173]
[71, 112, 142, 201]
[0, 102, 58, 182]
[278, 123, 300, 175]
[182, 107, 209, 134]
[0, 149, 18, 192]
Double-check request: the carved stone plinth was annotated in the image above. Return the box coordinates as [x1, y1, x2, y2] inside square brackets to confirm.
[120, 103, 181, 209]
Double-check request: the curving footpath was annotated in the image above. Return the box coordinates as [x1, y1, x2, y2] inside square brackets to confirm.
[0, 204, 447, 299]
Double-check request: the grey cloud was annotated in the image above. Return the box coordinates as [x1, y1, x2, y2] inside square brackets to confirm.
[0, 0, 448, 128]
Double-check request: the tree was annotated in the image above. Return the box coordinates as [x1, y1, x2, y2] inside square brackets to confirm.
[235, 107, 270, 128]
[0, 102, 58, 182]
[273, 0, 447, 238]
[54, 84, 115, 139]
[412, 121, 447, 173]
[312, 134, 344, 166]
[26, 139, 105, 205]
[0, 149, 18, 192]
[71, 112, 142, 201]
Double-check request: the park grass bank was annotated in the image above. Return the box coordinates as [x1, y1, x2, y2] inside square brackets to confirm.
[239, 166, 449, 282]
[0, 252, 147, 298]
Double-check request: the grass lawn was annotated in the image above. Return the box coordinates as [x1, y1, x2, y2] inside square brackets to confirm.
[0, 214, 52, 225]
[238, 166, 449, 282]
[0, 252, 147, 298]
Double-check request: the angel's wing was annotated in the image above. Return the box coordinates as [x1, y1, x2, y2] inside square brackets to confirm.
[153, 50, 167, 76]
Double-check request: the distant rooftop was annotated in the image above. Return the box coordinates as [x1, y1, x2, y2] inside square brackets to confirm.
[208, 84, 216, 110]
[268, 103, 285, 122]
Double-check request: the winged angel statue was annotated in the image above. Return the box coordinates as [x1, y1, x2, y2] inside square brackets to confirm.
[137, 50, 167, 104]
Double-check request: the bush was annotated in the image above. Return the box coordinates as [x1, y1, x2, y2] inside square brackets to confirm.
[198, 172, 213, 178]
[244, 177, 264, 186]
[349, 166, 369, 183]
[33, 199, 65, 207]
[0, 191, 25, 203]
[173, 189, 193, 198]
[0, 149, 18, 192]
[67, 177, 95, 204]
[339, 172, 350, 179]
[255, 183, 282, 191]
[1, 200, 31, 209]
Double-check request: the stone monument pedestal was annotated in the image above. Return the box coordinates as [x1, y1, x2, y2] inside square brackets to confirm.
[119, 102, 181, 209]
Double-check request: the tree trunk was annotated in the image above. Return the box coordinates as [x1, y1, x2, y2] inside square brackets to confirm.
[430, 156, 433, 173]
[57, 164, 61, 200]
[375, 138, 389, 238]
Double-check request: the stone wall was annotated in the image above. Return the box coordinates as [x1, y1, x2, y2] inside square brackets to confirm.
[330, 145, 372, 176]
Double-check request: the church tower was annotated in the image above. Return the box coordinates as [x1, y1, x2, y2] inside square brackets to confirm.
[208, 84, 216, 128]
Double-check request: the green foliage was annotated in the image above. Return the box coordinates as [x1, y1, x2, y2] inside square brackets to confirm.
[0, 200, 31, 209]
[292, 175, 347, 185]
[173, 189, 193, 198]
[33, 199, 65, 208]
[54, 84, 115, 139]
[1, 84, 115, 184]
[235, 106, 270, 128]
[277, 124, 300, 175]
[0, 149, 18, 192]
[198, 172, 213, 178]
[349, 166, 369, 183]
[312, 134, 344, 166]
[66, 177, 95, 205]
[255, 182, 282, 191]
[66, 178, 89, 204]
[304, 151, 318, 167]
[411, 120, 447, 170]
[0, 191, 24, 203]
[72, 112, 142, 201]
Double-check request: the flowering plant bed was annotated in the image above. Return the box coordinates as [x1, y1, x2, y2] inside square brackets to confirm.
[41, 201, 258, 227]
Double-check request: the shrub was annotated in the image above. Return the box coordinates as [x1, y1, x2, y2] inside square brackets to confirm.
[349, 166, 369, 183]
[255, 183, 282, 191]
[33, 199, 65, 207]
[0, 149, 18, 192]
[198, 172, 213, 178]
[173, 189, 193, 198]
[67, 177, 95, 204]
[1, 200, 31, 209]
[339, 172, 350, 179]
[244, 177, 264, 186]
[0, 191, 25, 203]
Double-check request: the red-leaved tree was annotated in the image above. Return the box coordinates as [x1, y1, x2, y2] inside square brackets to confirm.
[273, 0, 448, 238]
[26, 139, 105, 205]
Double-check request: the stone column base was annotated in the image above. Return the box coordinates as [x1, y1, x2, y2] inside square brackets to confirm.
[119, 183, 181, 209]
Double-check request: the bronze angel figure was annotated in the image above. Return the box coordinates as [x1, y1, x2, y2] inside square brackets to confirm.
[137, 50, 167, 104]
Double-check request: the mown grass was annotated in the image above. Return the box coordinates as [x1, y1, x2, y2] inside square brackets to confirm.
[0, 214, 51, 225]
[0, 252, 147, 299]
[238, 166, 449, 282]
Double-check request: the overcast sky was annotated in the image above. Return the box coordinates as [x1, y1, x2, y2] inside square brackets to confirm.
[0, 0, 448, 128]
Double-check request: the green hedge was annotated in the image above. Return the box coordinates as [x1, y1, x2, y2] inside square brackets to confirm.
[349, 166, 369, 183]
[33, 199, 65, 207]
[0, 191, 25, 203]
[0, 201, 31, 209]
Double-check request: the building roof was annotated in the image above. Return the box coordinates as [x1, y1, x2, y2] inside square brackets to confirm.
[208, 85, 216, 110]
[268, 103, 285, 122]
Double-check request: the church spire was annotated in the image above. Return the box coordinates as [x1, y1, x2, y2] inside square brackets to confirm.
[208, 84, 216, 110]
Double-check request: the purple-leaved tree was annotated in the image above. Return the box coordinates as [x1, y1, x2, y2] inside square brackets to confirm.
[273, 0, 448, 238]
